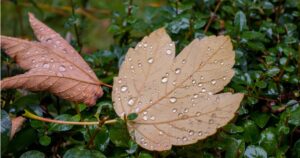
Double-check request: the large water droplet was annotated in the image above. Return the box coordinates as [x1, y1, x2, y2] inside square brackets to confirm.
[175, 68, 181, 74]
[159, 131, 163, 135]
[201, 88, 206, 92]
[166, 49, 172, 55]
[192, 80, 196, 84]
[147, 58, 154, 64]
[59, 65, 66, 72]
[143, 43, 148, 48]
[43, 63, 50, 68]
[121, 85, 128, 92]
[182, 136, 187, 141]
[211, 80, 217, 85]
[161, 76, 168, 83]
[198, 83, 203, 87]
[222, 76, 226, 80]
[169, 97, 177, 103]
[127, 98, 135, 106]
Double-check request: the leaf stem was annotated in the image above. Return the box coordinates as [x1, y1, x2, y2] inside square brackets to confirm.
[99, 81, 113, 88]
[23, 110, 117, 125]
[204, 0, 222, 33]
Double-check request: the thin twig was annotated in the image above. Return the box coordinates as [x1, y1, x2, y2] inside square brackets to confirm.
[70, 0, 82, 53]
[99, 81, 113, 88]
[127, 0, 133, 16]
[23, 110, 117, 125]
[204, 0, 222, 33]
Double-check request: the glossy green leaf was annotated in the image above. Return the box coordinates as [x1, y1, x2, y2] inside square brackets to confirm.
[20, 150, 45, 158]
[234, 11, 247, 32]
[244, 145, 267, 158]
[49, 114, 80, 132]
[63, 147, 106, 158]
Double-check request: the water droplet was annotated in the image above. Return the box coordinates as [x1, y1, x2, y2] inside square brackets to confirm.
[119, 80, 124, 85]
[143, 43, 148, 48]
[208, 92, 213, 95]
[184, 108, 189, 113]
[130, 65, 134, 69]
[166, 49, 172, 55]
[211, 80, 217, 85]
[135, 108, 140, 112]
[193, 94, 199, 98]
[223, 76, 226, 80]
[200, 76, 204, 80]
[220, 60, 224, 65]
[147, 58, 154, 64]
[182, 59, 186, 64]
[192, 80, 196, 84]
[56, 72, 63, 77]
[32, 59, 36, 63]
[201, 88, 206, 92]
[121, 85, 128, 92]
[207, 47, 211, 51]
[159, 131, 163, 135]
[143, 116, 148, 121]
[138, 43, 142, 47]
[175, 68, 181, 74]
[59, 65, 66, 72]
[169, 97, 177, 103]
[161, 76, 168, 83]
[214, 60, 218, 64]
[189, 130, 194, 136]
[209, 119, 214, 124]
[150, 116, 155, 120]
[198, 131, 203, 136]
[138, 63, 142, 67]
[198, 83, 203, 87]
[172, 108, 177, 113]
[169, 43, 173, 46]
[50, 58, 54, 62]
[43, 63, 50, 68]
[182, 137, 187, 141]
[196, 112, 201, 116]
[127, 98, 135, 106]
[178, 113, 183, 118]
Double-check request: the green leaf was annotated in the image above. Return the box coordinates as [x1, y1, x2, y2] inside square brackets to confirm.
[138, 152, 153, 158]
[109, 120, 130, 147]
[20, 150, 45, 158]
[234, 11, 247, 32]
[127, 113, 138, 120]
[242, 120, 260, 143]
[258, 128, 278, 154]
[94, 126, 110, 152]
[251, 112, 270, 128]
[39, 135, 51, 146]
[126, 141, 138, 154]
[1, 110, 11, 154]
[244, 145, 267, 158]
[292, 139, 300, 158]
[223, 123, 244, 134]
[266, 67, 280, 77]
[224, 137, 245, 158]
[288, 104, 300, 126]
[49, 114, 80, 132]
[63, 146, 106, 158]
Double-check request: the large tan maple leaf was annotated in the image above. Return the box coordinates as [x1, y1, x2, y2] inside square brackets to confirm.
[0, 13, 103, 106]
[112, 28, 244, 151]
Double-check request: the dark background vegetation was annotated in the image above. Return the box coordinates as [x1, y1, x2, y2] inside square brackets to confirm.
[1, 0, 300, 157]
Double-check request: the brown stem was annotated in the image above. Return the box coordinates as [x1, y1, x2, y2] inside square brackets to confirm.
[204, 0, 222, 33]
[127, 0, 133, 16]
[99, 81, 113, 88]
[23, 110, 117, 125]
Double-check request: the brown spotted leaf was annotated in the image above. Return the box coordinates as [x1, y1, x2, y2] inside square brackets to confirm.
[112, 28, 244, 151]
[0, 13, 103, 106]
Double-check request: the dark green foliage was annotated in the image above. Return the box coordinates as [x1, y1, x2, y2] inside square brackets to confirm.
[1, 0, 299, 157]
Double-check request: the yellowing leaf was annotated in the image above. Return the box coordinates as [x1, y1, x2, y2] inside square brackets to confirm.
[112, 28, 244, 151]
[0, 13, 103, 106]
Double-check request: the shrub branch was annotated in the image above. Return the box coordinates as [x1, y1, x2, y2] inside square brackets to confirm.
[23, 110, 117, 125]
